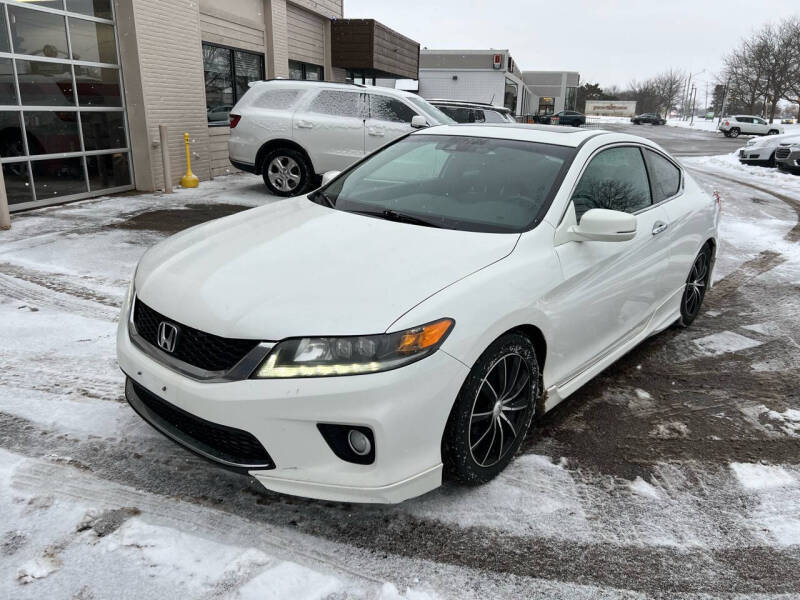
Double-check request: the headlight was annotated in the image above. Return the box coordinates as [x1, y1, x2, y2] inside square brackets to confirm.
[253, 318, 454, 378]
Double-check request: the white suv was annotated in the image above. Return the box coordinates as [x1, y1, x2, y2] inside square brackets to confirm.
[718, 115, 783, 138]
[228, 80, 454, 196]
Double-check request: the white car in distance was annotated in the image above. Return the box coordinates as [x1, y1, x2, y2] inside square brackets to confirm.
[228, 80, 455, 196]
[719, 115, 783, 138]
[119, 124, 720, 503]
[739, 132, 800, 166]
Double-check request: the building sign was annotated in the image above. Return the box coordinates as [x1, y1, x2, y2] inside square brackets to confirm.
[585, 100, 637, 117]
[493, 54, 502, 69]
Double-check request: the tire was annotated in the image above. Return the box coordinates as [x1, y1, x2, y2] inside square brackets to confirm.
[678, 244, 712, 327]
[442, 333, 539, 485]
[766, 152, 776, 168]
[261, 148, 312, 197]
[633, 121, 641, 125]
[729, 128, 740, 138]
[768, 129, 779, 135]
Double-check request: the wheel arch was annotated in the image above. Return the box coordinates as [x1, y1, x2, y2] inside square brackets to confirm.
[255, 139, 315, 174]
[505, 324, 547, 372]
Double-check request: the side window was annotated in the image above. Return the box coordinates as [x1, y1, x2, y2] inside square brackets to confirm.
[644, 149, 681, 202]
[369, 94, 416, 123]
[473, 109, 486, 123]
[254, 89, 300, 110]
[483, 109, 507, 123]
[309, 90, 362, 117]
[755, 118, 767, 125]
[571, 147, 652, 222]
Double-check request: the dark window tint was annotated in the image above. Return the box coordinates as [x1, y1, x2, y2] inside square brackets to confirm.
[0, 9, 9, 53]
[69, 17, 117, 63]
[572, 146, 651, 222]
[255, 89, 300, 110]
[87, 152, 130, 190]
[74, 65, 121, 106]
[81, 111, 125, 150]
[24, 111, 81, 155]
[66, 0, 114, 20]
[4, 162, 33, 205]
[437, 106, 471, 123]
[370, 94, 415, 123]
[473, 109, 485, 123]
[0, 58, 17, 104]
[17, 60, 74, 106]
[309, 90, 361, 117]
[8, 5, 68, 58]
[289, 60, 323, 81]
[0, 112, 24, 157]
[645, 149, 681, 202]
[31, 156, 87, 199]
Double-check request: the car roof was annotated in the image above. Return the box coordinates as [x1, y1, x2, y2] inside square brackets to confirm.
[412, 124, 652, 148]
[428, 99, 511, 111]
[248, 79, 420, 98]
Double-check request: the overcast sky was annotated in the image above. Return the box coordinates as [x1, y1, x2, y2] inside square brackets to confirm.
[345, 0, 799, 92]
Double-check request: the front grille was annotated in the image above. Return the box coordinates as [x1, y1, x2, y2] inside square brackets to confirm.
[776, 147, 791, 159]
[133, 299, 259, 372]
[128, 379, 274, 468]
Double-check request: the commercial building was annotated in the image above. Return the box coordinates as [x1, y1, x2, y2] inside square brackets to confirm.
[1, 0, 419, 211]
[417, 49, 531, 117]
[521, 71, 580, 115]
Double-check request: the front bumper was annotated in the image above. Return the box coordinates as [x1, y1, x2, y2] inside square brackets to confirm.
[117, 317, 469, 503]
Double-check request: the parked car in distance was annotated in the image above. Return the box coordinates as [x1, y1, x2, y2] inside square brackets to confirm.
[120, 124, 720, 504]
[428, 99, 516, 124]
[739, 133, 800, 167]
[537, 110, 586, 127]
[228, 80, 455, 196]
[776, 143, 800, 174]
[781, 118, 795, 124]
[718, 115, 783, 138]
[631, 113, 666, 125]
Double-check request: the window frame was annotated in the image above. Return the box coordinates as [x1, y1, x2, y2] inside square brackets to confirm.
[290, 59, 324, 82]
[202, 41, 265, 126]
[642, 147, 683, 205]
[367, 92, 418, 124]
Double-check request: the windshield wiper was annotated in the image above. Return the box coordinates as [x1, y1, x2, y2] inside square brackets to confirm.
[353, 208, 443, 228]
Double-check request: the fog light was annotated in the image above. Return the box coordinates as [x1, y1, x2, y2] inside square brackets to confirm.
[347, 429, 371, 456]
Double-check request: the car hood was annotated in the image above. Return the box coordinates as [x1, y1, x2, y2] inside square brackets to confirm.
[135, 197, 519, 339]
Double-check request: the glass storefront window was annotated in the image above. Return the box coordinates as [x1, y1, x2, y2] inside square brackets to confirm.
[66, 0, 113, 20]
[4, 162, 33, 205]
[23, 111, 81, 155]
[10, 0, 64, 8]
[17, 59, 74, 106]
[81, 110, 125, 150]
[0, 112, 24, 156]
[291, 60, 323, 81]
[0, 58, 17, 104]
[0, 7, 9, 52]
[31, 156, 87, 199]
[203, 42, 264, 124]
[74, 65, 120, 106]
[8, 5, 69, 59]
[86, 152, 129, 190]
[68, 17, 117, 64]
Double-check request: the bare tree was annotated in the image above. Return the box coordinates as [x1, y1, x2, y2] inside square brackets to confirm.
[653, 69, 686, 118]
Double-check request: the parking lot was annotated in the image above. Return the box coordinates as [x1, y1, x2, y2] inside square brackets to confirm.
[1, 124, 800, 598]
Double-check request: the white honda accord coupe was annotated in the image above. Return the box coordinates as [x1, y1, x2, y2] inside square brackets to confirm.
[118, 124, 720, 503]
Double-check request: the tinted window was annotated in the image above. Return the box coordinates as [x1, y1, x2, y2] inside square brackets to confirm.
[309, 90, 361, 117]
[645, 149, 681, 202]
[436, 106, 471, 123]
[317, 135, 574, 233]
[369, 95, 415, 123]
[68, 17, 117, 64]
[572, 146, 652, 222]
[473, 109, 485, 123]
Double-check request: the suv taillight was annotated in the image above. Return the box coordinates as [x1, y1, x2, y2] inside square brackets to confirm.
[723, 121, 729, 126]
[230, 114, 241, 128]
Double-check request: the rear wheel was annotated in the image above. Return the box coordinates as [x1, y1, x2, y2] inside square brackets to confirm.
[261, 148, 311, 197]
[442, 333, 539, 484]
[678, 244, 712, 327]
[729, 128, 740, 138]
[768, 129, 779, 135]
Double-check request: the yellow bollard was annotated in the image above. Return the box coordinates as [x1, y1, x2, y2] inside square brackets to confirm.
[180, 132, 199, 188]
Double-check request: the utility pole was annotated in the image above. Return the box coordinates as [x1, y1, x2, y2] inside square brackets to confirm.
[717, 76, 730, 126]
[689, 86, 697, 125]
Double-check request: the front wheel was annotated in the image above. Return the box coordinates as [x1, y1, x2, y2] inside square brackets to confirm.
[442, 333, 539, 484]
[678, 244, 712, 326]
[729, 128, 740, 138]
[261, 148, 311, 197]
[768, 129, 779, 135]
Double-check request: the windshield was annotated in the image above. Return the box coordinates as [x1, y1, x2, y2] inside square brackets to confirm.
[407, 97, 457, 125]
[312, 134, 575, 233]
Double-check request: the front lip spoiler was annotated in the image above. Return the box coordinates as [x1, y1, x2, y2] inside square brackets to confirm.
[123, 377, 274, 473]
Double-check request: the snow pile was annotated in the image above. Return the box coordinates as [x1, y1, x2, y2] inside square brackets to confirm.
[691, 331, 762, 356]
[730, 463, 800, 546]
[683, 152, 800, 198]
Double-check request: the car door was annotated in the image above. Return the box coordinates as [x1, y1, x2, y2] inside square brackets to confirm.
[293, 89, 366, 173]
[365, 93, 418, 154]
[752, 117, 769, 135]
[548, 145, 672, 386]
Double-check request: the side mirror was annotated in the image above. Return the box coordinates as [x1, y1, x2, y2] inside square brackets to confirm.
[321, 170, 340, 186]
[411, 115, 429, 129]
[568, 209, 637, 242]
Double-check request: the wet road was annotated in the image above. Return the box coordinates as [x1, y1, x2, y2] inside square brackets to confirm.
[599, 121, 745, 156]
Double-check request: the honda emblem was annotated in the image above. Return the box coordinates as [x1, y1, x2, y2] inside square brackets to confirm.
[157, 321, 179, 353]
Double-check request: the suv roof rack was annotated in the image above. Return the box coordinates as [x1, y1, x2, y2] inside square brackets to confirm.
[251, 78, 367, 88]
[428, 99, 508, 109]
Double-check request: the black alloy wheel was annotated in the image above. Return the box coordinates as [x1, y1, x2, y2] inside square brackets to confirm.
[679, 244, 712, 326]
[442, 333, 539, 484]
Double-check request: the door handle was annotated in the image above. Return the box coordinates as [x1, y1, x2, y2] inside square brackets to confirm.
[368, 128, 385, 137]
[296, 120, 313, 129]
[652, 221, 668, 235]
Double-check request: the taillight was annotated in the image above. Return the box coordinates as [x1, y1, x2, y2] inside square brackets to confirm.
[230, 114, 241, 128]
[723, 121, 729, 126]
[713, 190, 721, 209]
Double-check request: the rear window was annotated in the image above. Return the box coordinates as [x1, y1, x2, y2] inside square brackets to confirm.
[254, 89, 301, 110]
